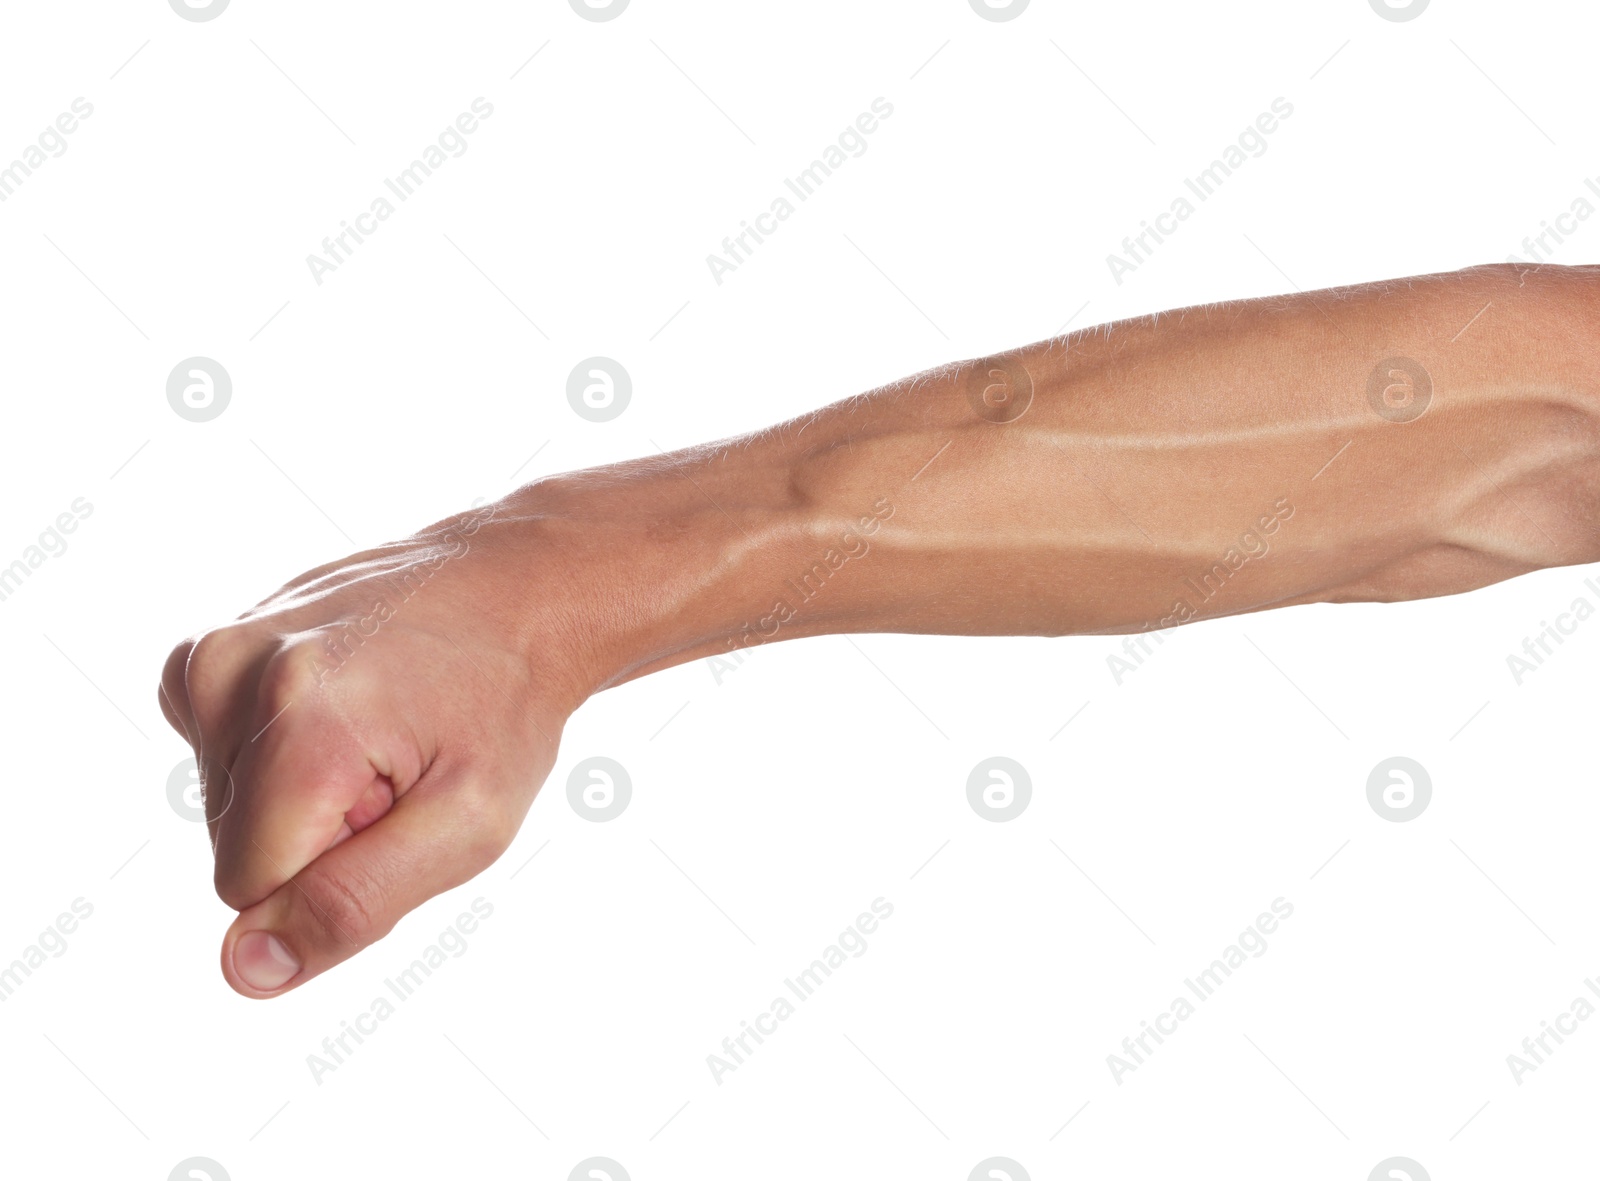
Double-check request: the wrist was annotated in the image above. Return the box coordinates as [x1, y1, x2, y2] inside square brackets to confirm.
[481, 452, 806, 703]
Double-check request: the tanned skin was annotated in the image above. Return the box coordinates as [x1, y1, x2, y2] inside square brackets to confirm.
[157, 261, 1600, 997]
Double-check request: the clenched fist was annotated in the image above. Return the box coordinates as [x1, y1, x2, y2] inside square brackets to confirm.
[158, 498, 590, 997]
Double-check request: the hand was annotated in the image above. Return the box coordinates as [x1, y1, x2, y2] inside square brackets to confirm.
[157, 501, 584, 998]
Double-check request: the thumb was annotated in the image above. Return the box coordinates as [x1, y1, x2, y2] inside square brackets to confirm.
[219, 759, 515, 998]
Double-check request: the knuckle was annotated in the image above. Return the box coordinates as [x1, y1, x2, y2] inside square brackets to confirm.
[257, 639, 330, 713]
[452, 781, 516, 866]
[213, 863, 262, 913]
[160, 637, 197, 720]
[298, 863, 385, 948]
[185, 626, 254, 709]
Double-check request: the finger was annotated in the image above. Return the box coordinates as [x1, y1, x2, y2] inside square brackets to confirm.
[209, 635, 422, 908]
[182, 625, 264, 741]
[158, 637, 198, 744]
[158, 679, 189, 744]
[211, 671, 404, 912]
[218, 759, 513, 997]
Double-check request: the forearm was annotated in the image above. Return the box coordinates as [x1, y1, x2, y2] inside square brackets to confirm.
[493, 262, 1600, 702]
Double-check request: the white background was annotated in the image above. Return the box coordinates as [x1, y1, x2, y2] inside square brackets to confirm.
[1, 0, 1596, 1177]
